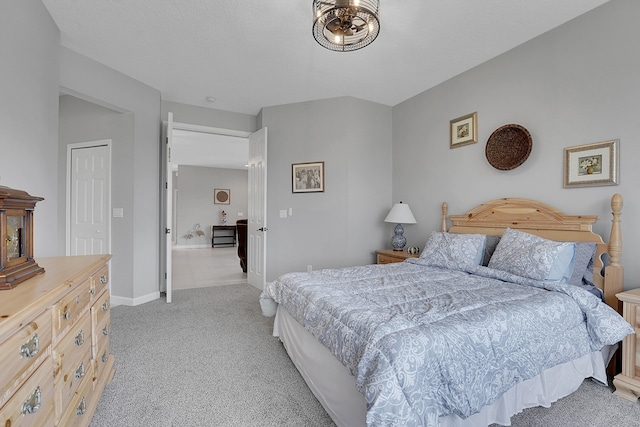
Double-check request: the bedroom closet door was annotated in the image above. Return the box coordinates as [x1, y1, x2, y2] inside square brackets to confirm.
[248, 127, 267, 290]
[67, 141, 111, 257]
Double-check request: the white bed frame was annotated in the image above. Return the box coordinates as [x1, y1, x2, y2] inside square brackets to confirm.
[274, 195, 624, 426]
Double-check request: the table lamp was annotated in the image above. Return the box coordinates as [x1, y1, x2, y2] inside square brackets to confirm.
[384, 201, 417, 251]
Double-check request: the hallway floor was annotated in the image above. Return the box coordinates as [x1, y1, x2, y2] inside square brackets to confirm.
[171, 246, 247, 290]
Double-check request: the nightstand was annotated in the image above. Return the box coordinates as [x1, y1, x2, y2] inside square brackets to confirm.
[376, 249, 419, 264]
[613, 288, 640, 402]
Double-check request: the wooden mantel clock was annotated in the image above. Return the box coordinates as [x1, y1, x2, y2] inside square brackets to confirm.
[0, 186, 44, 289]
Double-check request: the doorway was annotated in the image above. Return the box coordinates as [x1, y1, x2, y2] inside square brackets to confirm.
[163, 121, 252, 295]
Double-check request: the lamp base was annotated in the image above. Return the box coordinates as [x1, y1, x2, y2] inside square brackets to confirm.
[391, 223, 407, 251]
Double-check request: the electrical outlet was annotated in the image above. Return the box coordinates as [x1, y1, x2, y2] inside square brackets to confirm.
[307, 265, 312, 272]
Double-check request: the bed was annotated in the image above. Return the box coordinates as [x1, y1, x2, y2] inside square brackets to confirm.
[261, 195, 633, 427]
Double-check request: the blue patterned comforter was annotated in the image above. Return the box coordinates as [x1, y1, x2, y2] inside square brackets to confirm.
[262, 259, 633, 426]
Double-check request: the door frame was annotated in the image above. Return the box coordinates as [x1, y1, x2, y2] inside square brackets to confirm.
[160, 118, 253, 302]
[66, 140, 113, 256]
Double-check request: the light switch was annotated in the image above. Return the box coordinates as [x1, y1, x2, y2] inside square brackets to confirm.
[288, 208, 293, 216]
[279, 210, 287, 218]
[113, 208, 124, 218]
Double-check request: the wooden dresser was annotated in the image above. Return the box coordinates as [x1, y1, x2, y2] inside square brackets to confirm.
[0, 255, 114, 427]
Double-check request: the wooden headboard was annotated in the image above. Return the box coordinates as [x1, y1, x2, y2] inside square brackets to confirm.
[441, 195, 623, 312]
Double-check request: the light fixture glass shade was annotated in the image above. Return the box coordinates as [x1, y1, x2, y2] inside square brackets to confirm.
[384, 202, 416, 251]
[312, 0, 380, 52]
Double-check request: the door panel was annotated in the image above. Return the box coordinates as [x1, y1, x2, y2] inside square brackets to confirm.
[248, 128, 267, 290]
[69, 143, 110, 256]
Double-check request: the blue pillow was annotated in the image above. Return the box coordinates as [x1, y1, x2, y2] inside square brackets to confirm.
[488, 228, 576, 282]
[420, 232, 486, 271]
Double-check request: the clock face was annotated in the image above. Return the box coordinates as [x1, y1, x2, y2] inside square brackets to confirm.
[6, 214, 25, 262]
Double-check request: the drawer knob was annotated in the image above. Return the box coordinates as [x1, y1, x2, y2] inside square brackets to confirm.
[75, 295, 81, 304]
[100, 275, 107, 284]
[64, 310, 71, 321]
[75, 330, 85, 346]
[102, 326, 109, 336]
[75, 361, 85, 379]
[21, 386, 42, 415]
[102, 301, 110, 311]
[89, 288, 95, 295]
[20, 333, 40, 359]
[102, 351, 108, 363]
[76, 396, 87, 416]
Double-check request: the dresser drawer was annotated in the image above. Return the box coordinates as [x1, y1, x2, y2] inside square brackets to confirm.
[93, 334, 110, 387]
[93, 315, 110, 360]
[52, 279, 92, 340]
[91, 291, 111, 331]
[90, 265, 109, 304]
[53, 312, 92, 423]
[376, 254, 406, 264]
[0, 357, 54, 427]
[0, 310, 52, 404]
[57, 371, 94, 427]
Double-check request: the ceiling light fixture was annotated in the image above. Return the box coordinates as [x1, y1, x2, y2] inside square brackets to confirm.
[312, 0, 380, 52]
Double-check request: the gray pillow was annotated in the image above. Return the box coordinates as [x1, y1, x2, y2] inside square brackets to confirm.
[482, 235, 501, 266]
[420, 232, 486, 271]
[568, 242, 597, 287]
[488, 228, 576, 281]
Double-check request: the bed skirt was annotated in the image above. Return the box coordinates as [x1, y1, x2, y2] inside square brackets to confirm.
[274, 306, 614, 427]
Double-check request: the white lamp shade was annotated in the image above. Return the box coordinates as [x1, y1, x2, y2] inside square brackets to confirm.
[384, 203, 416, 224]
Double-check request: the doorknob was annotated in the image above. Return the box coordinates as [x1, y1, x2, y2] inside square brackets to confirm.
[257, 227, 268, 232]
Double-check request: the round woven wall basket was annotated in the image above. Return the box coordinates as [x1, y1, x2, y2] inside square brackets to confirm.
[485, 124, 532, 170]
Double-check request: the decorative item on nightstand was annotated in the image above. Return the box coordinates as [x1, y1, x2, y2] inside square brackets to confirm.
[384, 201, 417, 251]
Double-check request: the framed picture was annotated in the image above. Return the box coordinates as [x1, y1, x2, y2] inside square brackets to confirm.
[214, 188, 231, 204]
[563, 140, 619, 188]
[292, 161, 324, 193]
[450, 112, 478, 148]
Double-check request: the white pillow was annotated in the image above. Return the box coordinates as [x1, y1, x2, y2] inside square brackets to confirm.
[420, 232, 486, 271]
[488, 228, 576, 282]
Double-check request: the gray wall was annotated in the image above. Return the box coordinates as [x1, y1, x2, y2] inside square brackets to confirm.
[392, 0, 640, 289]
[0, 0, 60, 257]
[162, 100, 257, 133]
[176, 166, 248, 246]
[261, 97, 393, 280]
[58, 95, 134, 300]
[58, 47, 162, 305]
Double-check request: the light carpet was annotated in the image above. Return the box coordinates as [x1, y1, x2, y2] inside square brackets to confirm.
[91, 284, 640, 427]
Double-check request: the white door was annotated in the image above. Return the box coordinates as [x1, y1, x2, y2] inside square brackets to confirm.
[162, 113, 174, 303]
[68, 142, 111, 256]
[248, 127, 267, 290]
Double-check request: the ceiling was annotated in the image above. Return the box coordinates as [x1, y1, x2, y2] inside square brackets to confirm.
[42, 0, 608, 116]
[42, 0, 609, 169]
[170, 129, 248, 171]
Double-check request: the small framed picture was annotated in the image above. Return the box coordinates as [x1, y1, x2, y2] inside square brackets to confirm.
[563, 140, 619, 188]
[214, 188, 231, 204]
[450, 112, 478, 148]
[292, 161, 324, 193]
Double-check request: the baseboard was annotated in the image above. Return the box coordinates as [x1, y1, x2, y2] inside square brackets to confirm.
[110, 290, 161, 307]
